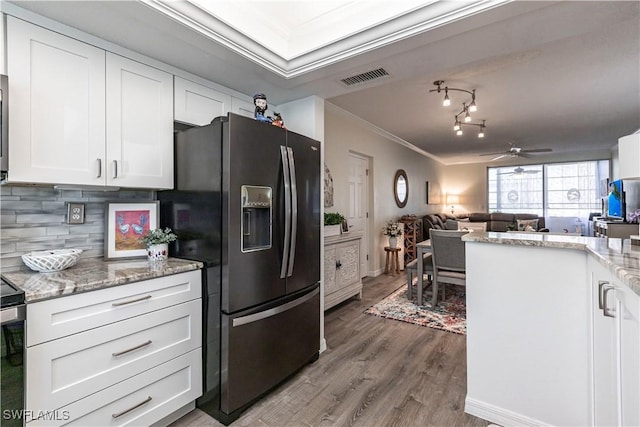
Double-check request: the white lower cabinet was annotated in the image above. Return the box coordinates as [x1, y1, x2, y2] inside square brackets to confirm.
[324, 234, 362, 310]
[590, 257, 640, 426]
[25, 271, 203, 425]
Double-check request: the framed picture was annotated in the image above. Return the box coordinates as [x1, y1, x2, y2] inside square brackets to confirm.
[428, 181, 442, 205]
[104, 201, 159, 260]
[341, 219, 350, 234]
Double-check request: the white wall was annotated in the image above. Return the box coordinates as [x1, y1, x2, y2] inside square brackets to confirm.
[325, 104, 445, 275]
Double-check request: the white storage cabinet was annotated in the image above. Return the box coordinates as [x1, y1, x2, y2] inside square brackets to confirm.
[7, 16, 173, 189]
[174, 76, 232, 126]
[589, 257, 640, 427]
[324, 234, 362, 310]
[25, 270, 203, 426]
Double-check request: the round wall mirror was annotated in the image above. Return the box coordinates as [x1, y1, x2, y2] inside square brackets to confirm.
[394, 169, 408, 208]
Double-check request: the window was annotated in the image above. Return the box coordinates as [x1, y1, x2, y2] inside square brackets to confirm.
[488, 160, 609, 219]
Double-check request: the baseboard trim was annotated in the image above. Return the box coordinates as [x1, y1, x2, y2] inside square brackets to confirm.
[465, 397, 550, 427]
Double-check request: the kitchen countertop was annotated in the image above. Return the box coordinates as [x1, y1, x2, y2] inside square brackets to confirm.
[1, 257, 203, 303]
[462, 232, 640, 295]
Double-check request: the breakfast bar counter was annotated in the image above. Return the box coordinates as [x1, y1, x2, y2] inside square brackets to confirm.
[1, 257, 203, 302]
[462, 232, 640, 295]
[461, 232, 639, 427]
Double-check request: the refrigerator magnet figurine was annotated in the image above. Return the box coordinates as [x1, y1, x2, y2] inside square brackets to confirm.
[271, 112, 285, 129]
[253, 93, 273, 123]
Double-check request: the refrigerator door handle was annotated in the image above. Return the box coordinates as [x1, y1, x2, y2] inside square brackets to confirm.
[232, 287, 319, 327]
[280, 145, 291, 279]
[286, 147, 297, 277]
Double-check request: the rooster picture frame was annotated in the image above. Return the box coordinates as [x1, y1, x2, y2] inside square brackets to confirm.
[104, 201, 159, 260]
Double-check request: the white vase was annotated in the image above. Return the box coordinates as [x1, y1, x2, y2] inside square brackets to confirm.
[388, 236, 398, 248]
[147, 243, 168, 266]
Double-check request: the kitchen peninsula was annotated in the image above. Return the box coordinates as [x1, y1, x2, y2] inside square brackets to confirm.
[462, 232, 639, 427]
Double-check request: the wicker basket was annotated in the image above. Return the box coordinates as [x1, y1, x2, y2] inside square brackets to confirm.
[21, 249, 83, 272]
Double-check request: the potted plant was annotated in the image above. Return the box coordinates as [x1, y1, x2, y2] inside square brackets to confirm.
[324, 212, 345, 237]
[382, 221, 403, 248]
[139, 227, 178, 265]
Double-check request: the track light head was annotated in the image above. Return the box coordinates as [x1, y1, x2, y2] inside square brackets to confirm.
[456, 129, 463, 136]
[478, 127, 485, 138]
[464, 105, 472, 122]
[469, 91, 477, 112]
[443, 88, 451, 107]
[453, 120, 460, 131]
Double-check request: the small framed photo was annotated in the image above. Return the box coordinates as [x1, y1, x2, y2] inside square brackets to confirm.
[341, 219, 350, 234]
[104, 201, 159, 260]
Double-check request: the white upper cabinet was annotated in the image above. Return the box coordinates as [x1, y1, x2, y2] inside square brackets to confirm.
[106, 53, 173, 189]
[6, 17, 173, 189]
[174, 76, 231, 125]
[7, 16, 106, 186]
[231, 96, 256, 119]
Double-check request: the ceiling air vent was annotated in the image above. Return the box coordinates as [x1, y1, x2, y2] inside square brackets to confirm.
[340, 68, 389, 86]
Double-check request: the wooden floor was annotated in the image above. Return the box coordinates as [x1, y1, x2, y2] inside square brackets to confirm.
[171, 273, 490, 427]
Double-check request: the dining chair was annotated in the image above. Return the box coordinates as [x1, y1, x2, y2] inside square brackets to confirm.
[429, 229, 468, 307]
[405, 253, 434, 301]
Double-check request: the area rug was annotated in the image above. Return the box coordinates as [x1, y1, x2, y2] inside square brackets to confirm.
[364, 282, 466, 335]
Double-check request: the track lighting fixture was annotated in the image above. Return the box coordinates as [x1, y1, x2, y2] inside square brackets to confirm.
[455, 120, 486, 138]
[430, 80, 488, 138]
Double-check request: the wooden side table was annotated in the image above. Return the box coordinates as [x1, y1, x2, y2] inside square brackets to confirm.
[384, 246, 401, 275]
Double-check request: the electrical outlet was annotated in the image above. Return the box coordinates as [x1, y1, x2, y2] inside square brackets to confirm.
[67, 203, 85, 224]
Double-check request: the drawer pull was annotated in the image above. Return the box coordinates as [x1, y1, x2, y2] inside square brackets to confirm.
[112, 396, 152, 419]
[112, 295, 152, 307]
[112, 340, 152, 357]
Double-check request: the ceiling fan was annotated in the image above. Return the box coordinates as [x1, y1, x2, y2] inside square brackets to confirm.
[480, 144, 552, 161]
[498, 166, 540, 176]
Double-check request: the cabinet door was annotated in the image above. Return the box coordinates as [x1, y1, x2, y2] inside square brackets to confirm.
[591, 264, 618, 426]
[106, 53, 173, 189]
[7, 17, 106, 185]
[231, 96, 255, 118]
[174, 76, 231, 125]
[618, 284, 640, 426]
[324, 245, 338, 295]
[337, 241, 360, 287]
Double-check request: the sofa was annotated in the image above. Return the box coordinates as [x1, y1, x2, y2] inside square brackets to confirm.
[421, 212, 546, 238]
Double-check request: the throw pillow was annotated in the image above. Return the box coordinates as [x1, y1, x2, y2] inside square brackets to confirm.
[459, 221, 487, 232]
[517, 219, 539, 231]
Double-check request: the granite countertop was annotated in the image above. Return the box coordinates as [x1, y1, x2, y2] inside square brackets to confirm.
[462, 232, 640, 295]
[2, 257, 203, 303]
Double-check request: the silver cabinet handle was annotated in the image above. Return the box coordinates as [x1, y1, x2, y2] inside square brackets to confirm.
[112, 295, 152, 307]
[112, 340, 152, 357]
[598, 280, 610, 309]
[96, 158, 102, 178]
[112, 160, 118, 179]
[602, 286, 616, 318]
[112, 396, 152, 419]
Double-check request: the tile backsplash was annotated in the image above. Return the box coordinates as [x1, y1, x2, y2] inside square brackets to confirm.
[0, 185, 155, 273]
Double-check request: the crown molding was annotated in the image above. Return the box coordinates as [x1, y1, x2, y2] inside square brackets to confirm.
[143, 0, 511, 79]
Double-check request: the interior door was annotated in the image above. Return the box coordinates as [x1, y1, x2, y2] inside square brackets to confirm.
[348, 153, 369, 277]
[285, 131, 321, 294]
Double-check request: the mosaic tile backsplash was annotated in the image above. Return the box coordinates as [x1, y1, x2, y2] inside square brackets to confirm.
[0, 185, 156, 272]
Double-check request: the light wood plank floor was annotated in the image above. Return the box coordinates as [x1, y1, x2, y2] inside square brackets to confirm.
[171, 273, 489, 427]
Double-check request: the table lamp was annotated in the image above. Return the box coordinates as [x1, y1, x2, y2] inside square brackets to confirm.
[446, 195, 459, 215]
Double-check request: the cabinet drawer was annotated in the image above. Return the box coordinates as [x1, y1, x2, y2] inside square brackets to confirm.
[28, 349, 202, 426]
[26, 299, 201, 413]
[27, 270, 201, 346]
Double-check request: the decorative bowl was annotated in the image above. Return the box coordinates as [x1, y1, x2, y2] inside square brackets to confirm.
[21, 249, 83, 273]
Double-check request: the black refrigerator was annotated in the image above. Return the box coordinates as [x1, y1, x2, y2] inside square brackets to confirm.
[158, 113, 320, 425]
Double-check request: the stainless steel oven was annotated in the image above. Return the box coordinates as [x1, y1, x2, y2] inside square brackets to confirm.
[1, 278, 25, 427]
[1, 74, 8, 175]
